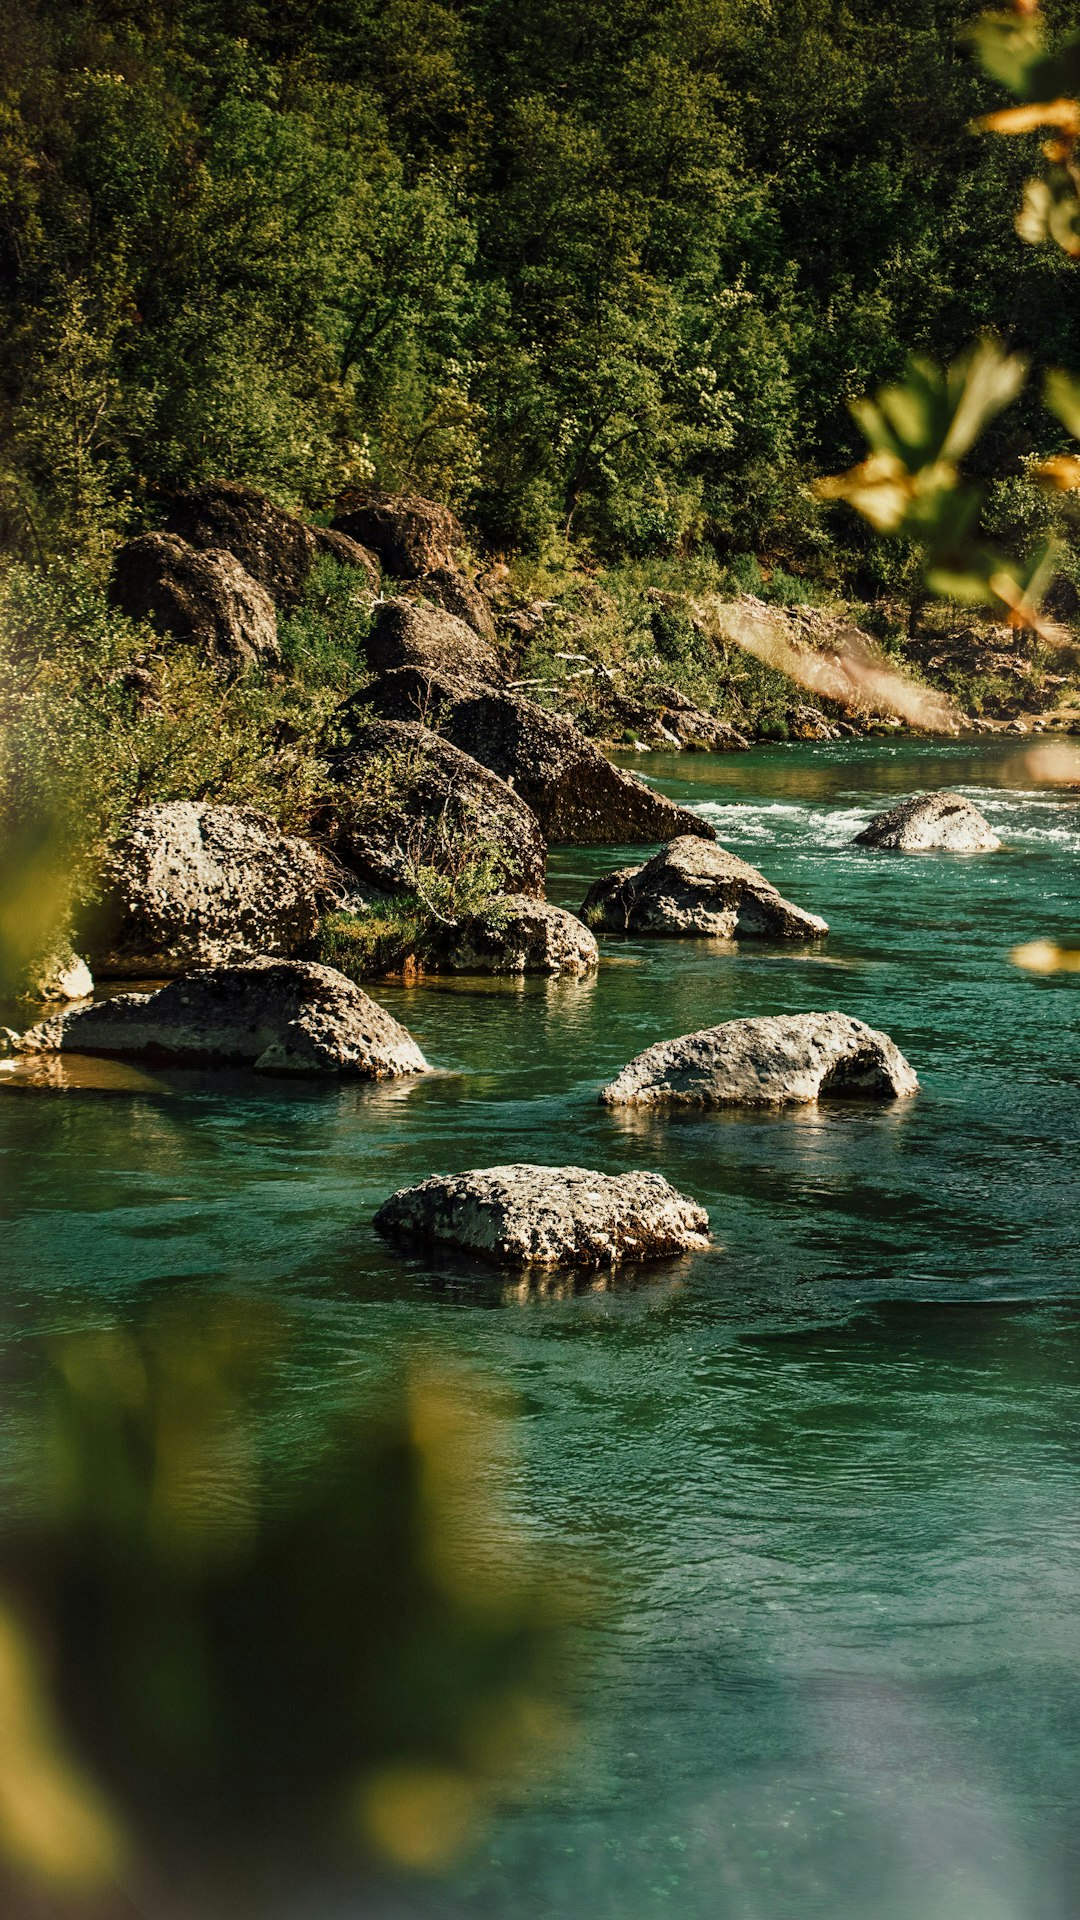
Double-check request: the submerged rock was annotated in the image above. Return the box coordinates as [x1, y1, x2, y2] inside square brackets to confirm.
[16, 960, 427, 1078]
[854, 791, 1001, 852]
[357, 670, 714, 846]
[446, 897, 598, 975]
[110, 533, 280, 669]
[365, 597, 502, 684]
[580, 836, 828, 939]
[332, 489, 463, 578]
[82, 802, 339, 977]
[374, 1164, 710, 1268]
[324, 722, 546, 897]
[600, 1012, 918, 1108]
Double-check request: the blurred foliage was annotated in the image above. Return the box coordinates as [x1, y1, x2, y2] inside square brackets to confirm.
[0, 1307, 586, 1915]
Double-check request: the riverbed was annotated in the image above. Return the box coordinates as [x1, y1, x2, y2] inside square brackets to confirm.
[3, 737, 1079, 1919]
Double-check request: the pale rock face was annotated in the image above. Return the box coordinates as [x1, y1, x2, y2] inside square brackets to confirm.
[446, 898, 598, 975]
[854, 791, 1001, 852]
[600, 1011, 919, 1109]
[81, 803, 339, 977]
[374, 1164, 710, 1268]
[19, 947, 94, 1004]
[581, 836, 828, 939]
[16, 959, 427, 1078]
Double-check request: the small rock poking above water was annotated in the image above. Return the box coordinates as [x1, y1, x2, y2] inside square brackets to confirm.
[854, 791, 1001, 853]
[600, 1012, 918, 1109]
[15, 960, 427, 1078]
[446, 898, 598, 975]
[374, 1164, 710, 1269]
[581, 836, 828, 940]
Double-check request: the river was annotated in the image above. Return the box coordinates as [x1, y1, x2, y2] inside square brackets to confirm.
[2, 737, 1079, 1919]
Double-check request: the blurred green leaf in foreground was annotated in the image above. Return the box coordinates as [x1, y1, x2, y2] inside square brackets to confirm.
[0, 1306, 588, 1918]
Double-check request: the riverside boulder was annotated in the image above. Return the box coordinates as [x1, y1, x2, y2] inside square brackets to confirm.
[600, 1012, 918, 1108]
[324, 722, 546, 897]
[446, 897, 598, 975]
[365, 597, 502, 683]
[15, 960, 427, 1078]
[309, 525, 381, 589]
[374, 1164, 710, 1268]
[411, 567, 498, 644]
[332, 489, 463, 578]
[110, 533, 280, 669]
[81, 803, 340, 977]
[355, 670, 715, 846]
[854, 791, 1001, 852]
[580, 836, 828, 938]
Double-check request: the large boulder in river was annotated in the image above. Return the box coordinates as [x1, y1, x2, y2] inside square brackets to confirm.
[110, 534, 280, 669]
[600, 1012, 919, 1109]
[365, 597, 502, 684]
[580, 836, 828, 939]
[332, 489, 463, 578]
[81, 803, 339, 977]
[854, 791, 1001, 852]
[16, 959, 427, 1078]
[374, 1164, 710, 1269]
[446, 897, 598, 975]
[355, 668, 715, 847]
[324, 722, 546, 897]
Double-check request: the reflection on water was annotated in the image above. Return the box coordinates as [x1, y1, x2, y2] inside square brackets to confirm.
[2, 738, 1080, 1918]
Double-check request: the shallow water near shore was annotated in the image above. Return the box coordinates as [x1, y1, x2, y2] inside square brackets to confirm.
[2, 737, 1080, 1919]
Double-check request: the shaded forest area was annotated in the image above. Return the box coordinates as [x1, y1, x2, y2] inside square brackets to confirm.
[3, 0, 1080, 586]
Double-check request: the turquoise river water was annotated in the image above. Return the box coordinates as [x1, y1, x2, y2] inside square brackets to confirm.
[2, 738, 1079, 1920]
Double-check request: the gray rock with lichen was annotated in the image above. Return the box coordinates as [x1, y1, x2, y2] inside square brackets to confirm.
[581, 836, 828, 939]
[374, 1163, 709, 1268]
[446, 897, 597, 975]
[600, 1011, 918, 1109]
[80, 802, 344, 977]
[16, 959, 427, 1078]
[854, 791, 1001, 852]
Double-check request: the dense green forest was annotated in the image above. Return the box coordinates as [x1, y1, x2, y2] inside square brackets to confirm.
[3, 0, 1079, 582]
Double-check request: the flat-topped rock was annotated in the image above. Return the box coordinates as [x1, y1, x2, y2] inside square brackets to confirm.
[446, 898, 598, 975]
[81, 803, 340, 977]
[600, 1012, 918, 1108]
[324, 722, 546, 897]
[16, 960, 427, 1077]
[374, 1164, 710, 1268]
[854, 791, 1001, 852]
[110, 533, 279, 669]
[580, 836, 828, 939]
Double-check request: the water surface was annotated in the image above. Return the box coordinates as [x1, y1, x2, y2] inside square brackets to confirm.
[2, 738, 1079, 1919]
